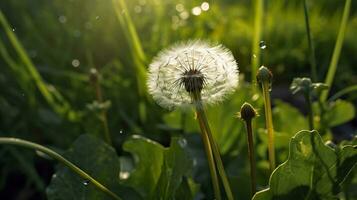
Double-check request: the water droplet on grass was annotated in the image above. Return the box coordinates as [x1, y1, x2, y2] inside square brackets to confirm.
[83, 180, 90, 186]
[95, 16, 100, 20]
[119, 129, 124, 134]
[259, 41, 267, 49]
[12, 28, 16, 32]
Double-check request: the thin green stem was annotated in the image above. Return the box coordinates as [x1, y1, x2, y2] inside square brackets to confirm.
[196, 105, 234, 200]
[112, 0, 147, 123]
[251, 0, 264, 84]
[195, 101, 234, 200]
[303, 0, 317, 82]
[195, 113, 222, 200]
[304, 92, 314, 130]
[261, 82, 276, 172]
[89, 67, 112, 145]
[0, 137, 121, 200]
[328, 85, 357, 102]
[244, 119, 257, 196]
[321, 0, 351, 101]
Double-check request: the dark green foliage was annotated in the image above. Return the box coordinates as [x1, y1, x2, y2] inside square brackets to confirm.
[46, 135, 140, 200]
[253, 130, 357, 200]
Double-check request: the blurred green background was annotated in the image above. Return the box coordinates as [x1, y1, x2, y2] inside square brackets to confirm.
[0, 0, 356, 199]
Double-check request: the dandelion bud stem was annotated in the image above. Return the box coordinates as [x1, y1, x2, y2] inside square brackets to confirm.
[256, 66, 276, 173]
[239, 102, 257, 196]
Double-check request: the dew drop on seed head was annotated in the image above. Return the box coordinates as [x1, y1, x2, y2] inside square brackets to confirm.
[12, 28, 16, 32]
[259, 41, 267, 49]
[119, 129, 124, 134]
[83, 180, 90, 186]
[95, 16, 100, 20]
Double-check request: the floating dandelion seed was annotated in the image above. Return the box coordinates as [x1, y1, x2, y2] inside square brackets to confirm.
[147, 41, 239, 110]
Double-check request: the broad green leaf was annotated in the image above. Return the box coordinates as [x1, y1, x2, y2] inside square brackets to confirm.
[46, 135, 140, 200]
[253, 130, 357, 200]
[325, 100, 355, 127]
[122, 135, 194, 200]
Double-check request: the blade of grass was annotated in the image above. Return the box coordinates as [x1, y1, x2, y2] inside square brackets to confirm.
[0, 39, 36, 105]
[320, 0, 351, 102]
[0, 10, 77, 121]
[251, 0, 264, 84]
[328, 85, 357, 102]
[303, 0, 317, 82]
[112, 0, 148, 122]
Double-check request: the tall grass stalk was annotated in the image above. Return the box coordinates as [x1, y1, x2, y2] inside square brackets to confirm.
[303, 0, 317, 82]
[112, 0, 148, 122]
[0, 11, 76, 120]
[0, 137, 122, 200]
[251, 0, 264, 84]
[321, 0, 351, 101]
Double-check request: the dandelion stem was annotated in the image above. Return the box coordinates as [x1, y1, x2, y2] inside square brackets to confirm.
[0, 137, 121, 200]
[261, 82, 276, 172]
[239, 102, 258, 197]
[194, 93, 233, 200]
[195, 111, 222, 200]
[245, 119, 257, 196]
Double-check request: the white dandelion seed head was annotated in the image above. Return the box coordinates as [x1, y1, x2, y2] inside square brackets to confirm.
[147, 40, 239, 110]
